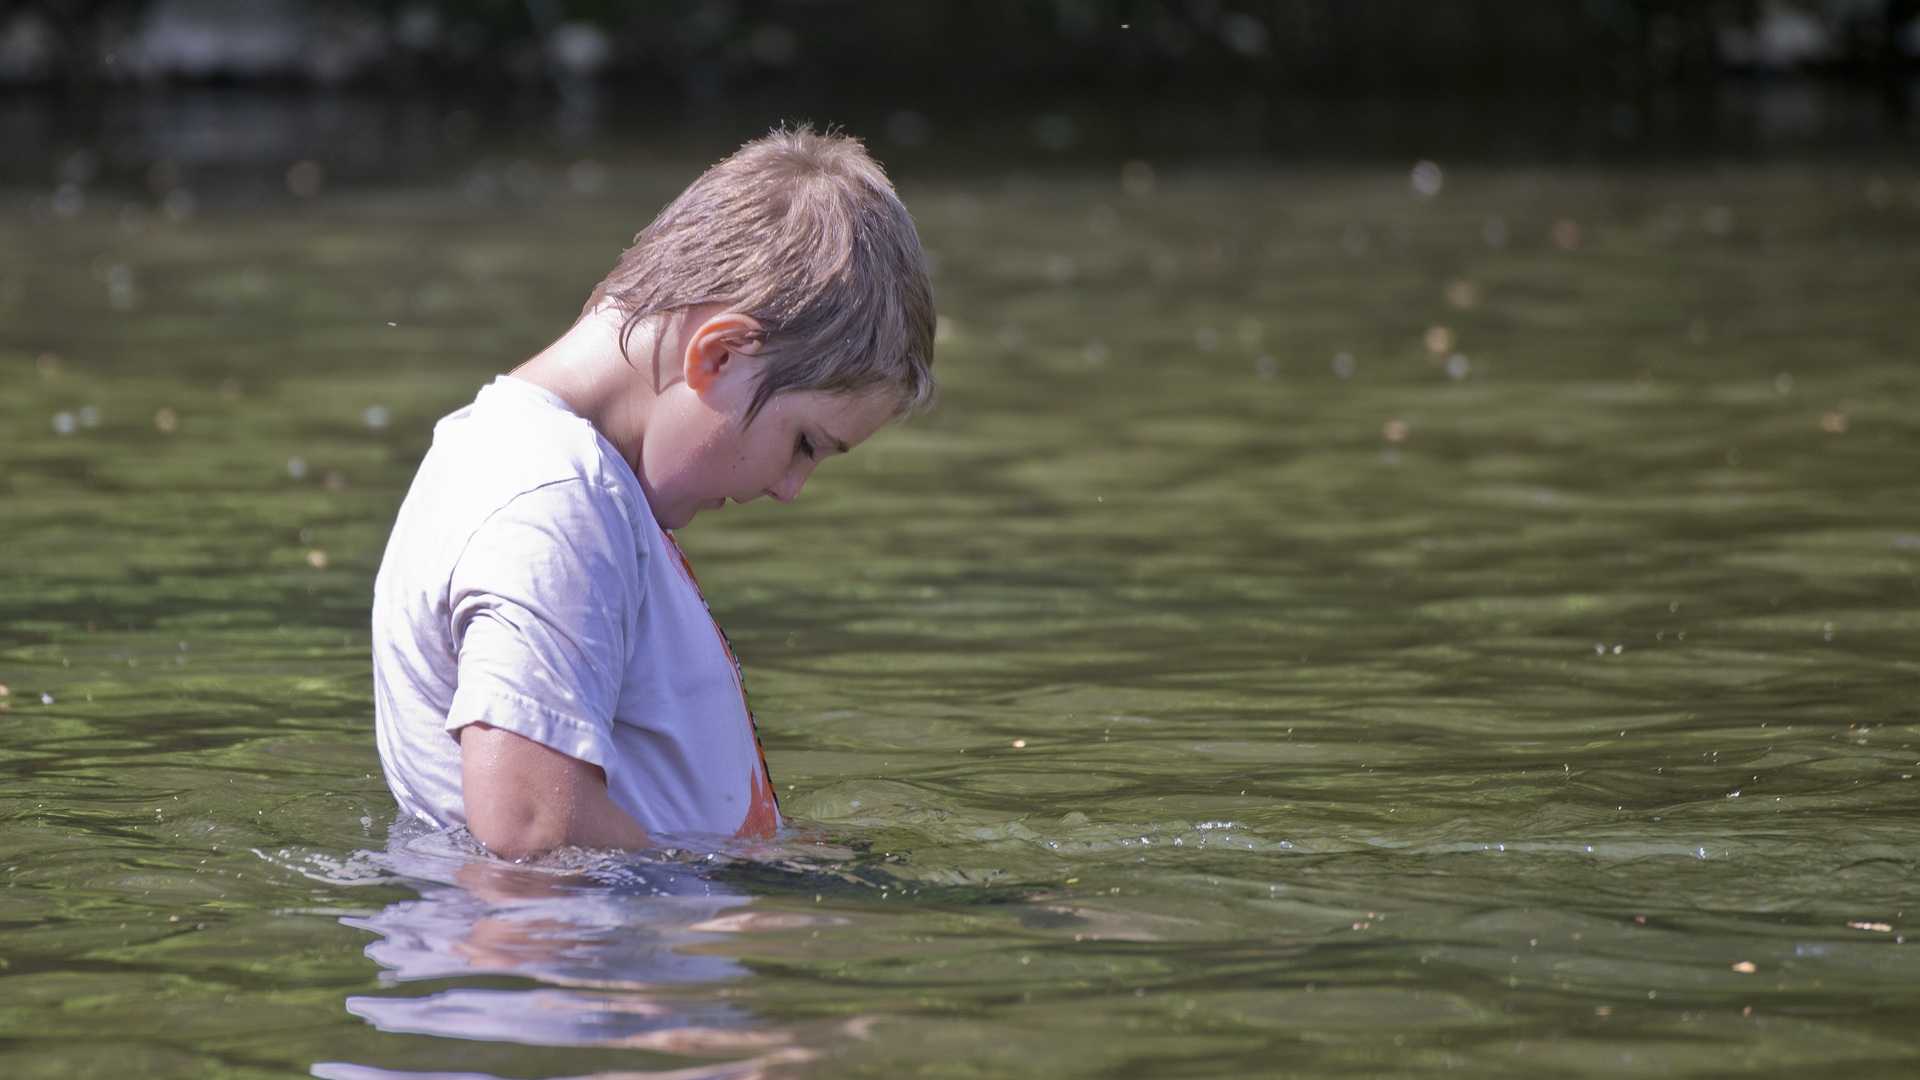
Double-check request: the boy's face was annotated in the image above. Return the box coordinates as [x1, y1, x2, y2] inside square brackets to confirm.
[635, 311, 899, 529]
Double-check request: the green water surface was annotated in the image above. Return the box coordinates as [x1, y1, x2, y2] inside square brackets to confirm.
[2, 153, 1919, 1078]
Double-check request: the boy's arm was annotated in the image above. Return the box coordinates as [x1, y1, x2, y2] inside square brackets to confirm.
[458, 722, 652, 860]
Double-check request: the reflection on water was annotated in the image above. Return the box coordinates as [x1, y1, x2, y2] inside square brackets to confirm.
[314, 829, 809, 1079]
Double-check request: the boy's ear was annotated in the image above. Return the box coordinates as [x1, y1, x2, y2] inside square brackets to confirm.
[681, 311, 765, 395]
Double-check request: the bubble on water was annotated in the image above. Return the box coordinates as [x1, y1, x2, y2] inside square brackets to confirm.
[1220, 13, 1268, 56]
[1551, 218, 1583, 251]
[51, 183, 84, 218]
[1446, 354, 1470, 380]
[464, 172, 497, 205]
[1410, 160, 1444, 198]
[1082, 340, 1108, 366]
[1704, 206, 1734, 236]
[1821, 411, 1848, 434]
[1086, 205, 1117, 236]
[363, 405, 390, 429]
[324, 470, 346, 491]
[504, 160, 542, 199]
[997, 325, 1024, 349]
[52, 411, 76, 436]
[1253, 355, 1277, 379]
[1341, 222, 1370, 256]
[154, 408, 178, 434]
[1119, 160, 1155, 198]
[933, 316, 956, 345]
[287, 457, 309, 479]
[162, 188, 196, 222]
[886, 110, 930, 148]
[41, 693, 53, 704]
[1043, 254, 1076, 285]
[307, 549, 329, 569]
[565, 158, 606, 195]
[1444, 280, 1481, 310]
[1031, 113, 1075, 152]
[1482, 216, 1509, 248]
[1775, 372, 1793, 394]
[1332, 352, 1356, 378]
[1383, 419, 1409, 443]
[105, 265, 136, 311]
[286, 159, 324, 199]
[78, 406, 100, 428]
[1193, 326, 1219, 352]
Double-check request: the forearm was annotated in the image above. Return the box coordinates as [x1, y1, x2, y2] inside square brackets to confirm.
[459, 722, 651, 861]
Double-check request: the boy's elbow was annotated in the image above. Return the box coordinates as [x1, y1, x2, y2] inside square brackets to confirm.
[466, 800, 568, 862]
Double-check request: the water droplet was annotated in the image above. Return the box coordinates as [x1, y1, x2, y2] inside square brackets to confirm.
[286, 160, 324, 199]
[1410, 160, 1444, 198]
[52, 411, 76, 436]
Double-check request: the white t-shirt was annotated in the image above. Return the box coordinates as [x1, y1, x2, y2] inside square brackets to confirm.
[371, 376, 781, 842]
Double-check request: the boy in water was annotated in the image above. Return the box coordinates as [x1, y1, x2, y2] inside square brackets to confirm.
[371, 128, 935, 861]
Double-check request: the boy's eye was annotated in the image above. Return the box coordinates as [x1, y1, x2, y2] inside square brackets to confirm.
[796, 434, 816, 460]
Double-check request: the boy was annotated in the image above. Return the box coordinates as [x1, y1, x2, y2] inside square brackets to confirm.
[371, 127, 935, 861]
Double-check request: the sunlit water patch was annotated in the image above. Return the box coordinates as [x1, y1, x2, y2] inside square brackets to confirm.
[2, 154, 1918, 1077]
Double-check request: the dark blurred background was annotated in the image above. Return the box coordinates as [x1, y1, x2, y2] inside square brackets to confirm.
[3, 1, 1919, 198]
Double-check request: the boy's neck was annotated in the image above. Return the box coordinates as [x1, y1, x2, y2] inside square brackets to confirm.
[512, 306, 669, 470]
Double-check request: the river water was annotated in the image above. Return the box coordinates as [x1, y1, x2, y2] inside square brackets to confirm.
[2, 134, 1918, 1078]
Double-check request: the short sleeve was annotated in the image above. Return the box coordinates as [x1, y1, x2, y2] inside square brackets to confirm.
[445, 479, 641, 776]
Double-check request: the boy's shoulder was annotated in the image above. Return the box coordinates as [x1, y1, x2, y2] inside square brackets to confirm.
[425, 376, 644, 518]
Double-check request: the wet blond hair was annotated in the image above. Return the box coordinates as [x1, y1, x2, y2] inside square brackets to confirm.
[589, 125, 935, 419]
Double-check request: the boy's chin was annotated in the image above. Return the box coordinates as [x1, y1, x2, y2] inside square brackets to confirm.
[659, 498, 725, 529]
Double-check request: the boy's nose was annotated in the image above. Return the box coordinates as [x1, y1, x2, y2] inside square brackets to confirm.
[766, 461, 816, 503]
